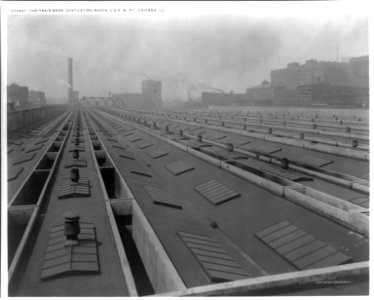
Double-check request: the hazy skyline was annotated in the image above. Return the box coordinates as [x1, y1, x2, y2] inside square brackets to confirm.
[7, 12, 368, 102]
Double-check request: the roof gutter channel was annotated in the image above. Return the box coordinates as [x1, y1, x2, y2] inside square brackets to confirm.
[8, 111, 74, 285]
[83, 112, 138, 296]
[84, 111, 187, 295]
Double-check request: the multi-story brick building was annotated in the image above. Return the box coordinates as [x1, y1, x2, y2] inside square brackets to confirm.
[270, 60, 354, 89]
[29, 90, 47, 104]
[8, 83, 29, 107]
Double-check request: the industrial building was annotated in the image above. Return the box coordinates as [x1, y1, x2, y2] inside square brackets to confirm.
[201, 56, 369, 107]
[111, 93, 147, 108]
[201, 92, 239, 106]
[112, 80, 163, 109]
[348, 56, 369, 87]
[6, 53, 369, 297]
[7, 83, 29, 107]
[29, 90, 47, 105]
[270, 60, 351, 89]
[142, 80, 162, 107]
[298, 84, 369, 107]
[7, 103, 369, 296]
[245, 80, 273, 101]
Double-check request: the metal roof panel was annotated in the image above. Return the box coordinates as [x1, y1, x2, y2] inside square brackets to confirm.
[13, 153, 36, 166]
[179, 232, 249, 282]
[41, 223, 99, 280]
[165, 161, 195, 176]
[143, 184, 182, 209]
[148, 149, 169, 159]
[295, 155, 333, 167]
[194, 180, 240, 205]
[256, 222, 352, 270]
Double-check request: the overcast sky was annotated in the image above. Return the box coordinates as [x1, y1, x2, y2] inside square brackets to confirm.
[7, 11, 368, 102]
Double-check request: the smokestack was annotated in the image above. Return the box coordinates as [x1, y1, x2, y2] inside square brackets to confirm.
[68, 57, 73, 102]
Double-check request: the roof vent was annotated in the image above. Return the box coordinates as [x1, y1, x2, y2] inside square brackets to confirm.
[73, 149, 79, 159]
[64, 213, 80, 246]
[281, 158, 289, 170]
[71, 168, 80, 183]
[210, 221, 218, 229]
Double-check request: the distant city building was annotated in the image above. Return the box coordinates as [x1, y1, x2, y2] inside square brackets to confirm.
[29, 90, 46, 104]
[7, 83, 29, 107]
[270, 60, 353, 89]
[112, 80, 163, 109]
[297, 84, 369, 107]
[202, 56, 369, 108]
[201, 92, 238, 106]
[348, 56, 369, 87]
[142, 80, 162, 107]
[245, 80, 273, 102]
[72, 90, 79, 103]
[112, 93, 145, 108]
[270, 56, 369, 89]
[240, 55, 369, 107]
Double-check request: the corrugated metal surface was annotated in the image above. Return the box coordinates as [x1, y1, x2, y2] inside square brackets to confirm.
[179, 231, 249, 282]
[194, 180, 240, 205]
[41, 222, 99, 280]
[143, 184, 182, 209]
[256, 221, 352, 270]
[112, 144, 128, 151]
[165, 161, 195, 176]
[35, 138, 50, 145]
[243, 143, 281, 154]
[122, 131, 134, 137]
[130, 136, 143, 143]
[137, 142, 153, 149]
[13, 153, 36, 166]
[58, 177, 90, 199]
[118, 152, 135, 160]
[295, 155, 333, 167]
[65, 159, 87, 168]
[148, 149, 169, 159]
[260, 165, 312, 181]
[8, 139, 24, 146]
[8, 167, 24, 181]
[26, 144, 45, 153]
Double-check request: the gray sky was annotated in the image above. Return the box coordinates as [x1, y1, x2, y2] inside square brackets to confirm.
[7, 13, 368, 101]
